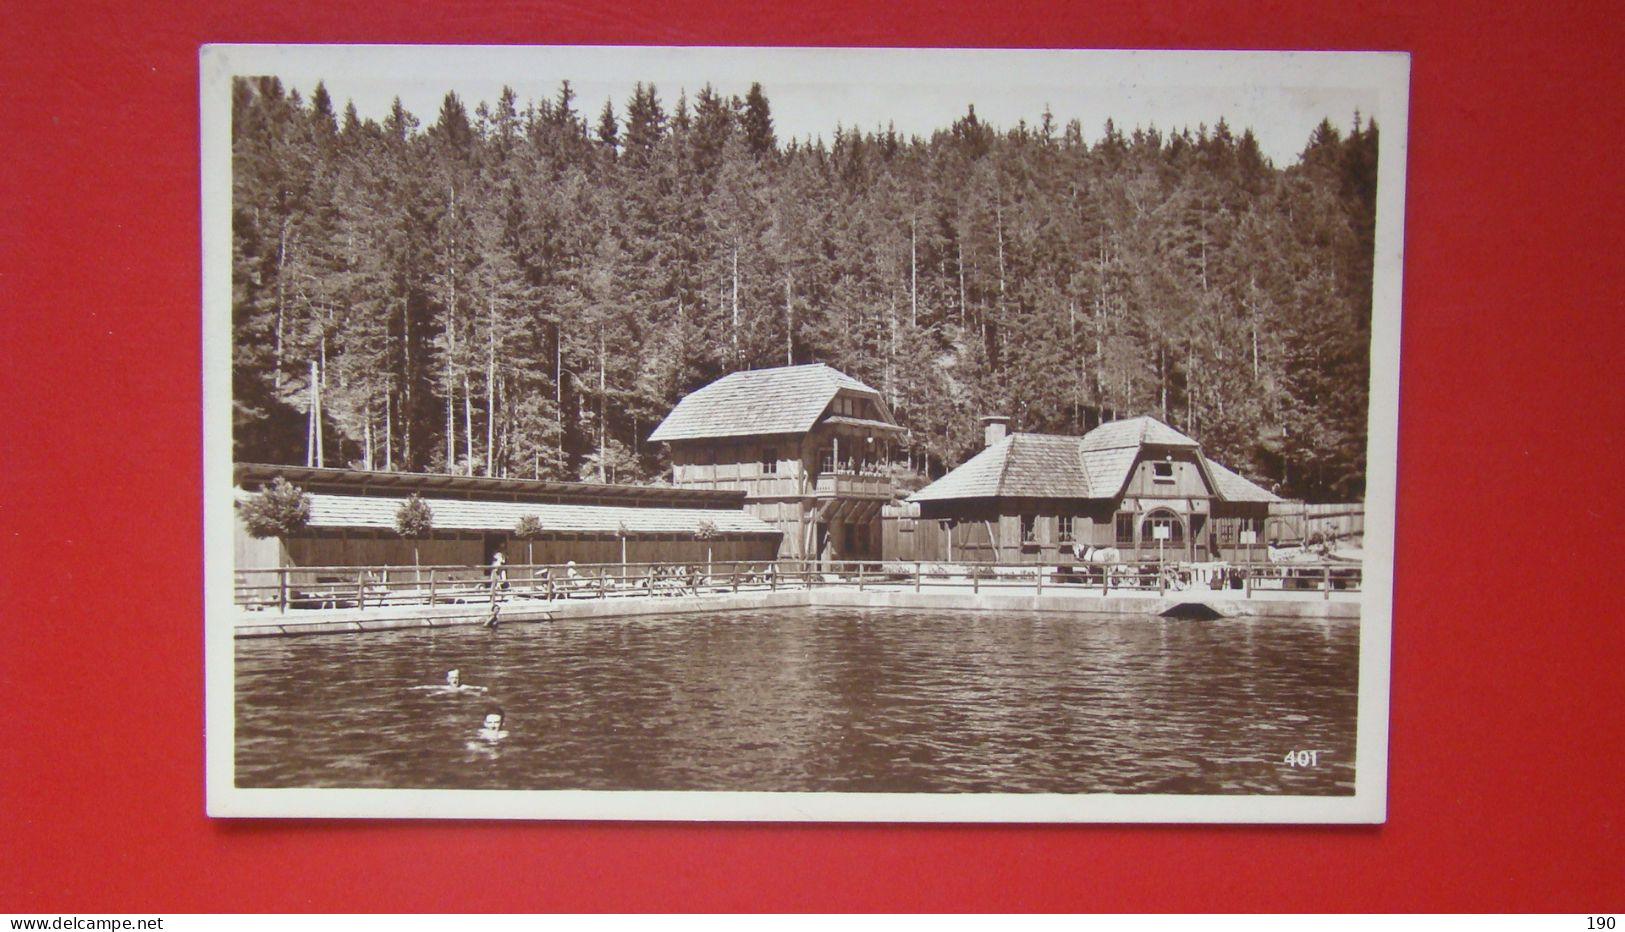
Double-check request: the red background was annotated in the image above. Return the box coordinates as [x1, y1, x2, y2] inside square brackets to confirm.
[3, 0, 1622, 913]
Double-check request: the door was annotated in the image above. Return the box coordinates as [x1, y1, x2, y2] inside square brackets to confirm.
[482, 532, 508, 565]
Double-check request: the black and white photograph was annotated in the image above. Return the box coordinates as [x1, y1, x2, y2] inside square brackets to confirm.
[203, 45, 1406, 822]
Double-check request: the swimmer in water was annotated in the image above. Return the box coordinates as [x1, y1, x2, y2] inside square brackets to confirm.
[478, 707, 508, 741]
[414, 669, 487, 693]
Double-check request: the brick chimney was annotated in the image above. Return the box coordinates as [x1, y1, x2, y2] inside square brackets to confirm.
[980, 415, 1010, 447]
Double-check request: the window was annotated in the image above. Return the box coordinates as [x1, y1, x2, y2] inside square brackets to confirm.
[1151, 461, 1175, 483]
[1141, 510, 1184, 544]
[1058, 515, 1075, 543]
[760, 447, 778, 475]
[1020, 514, 1038, 544]
[1116, 513, 1136, 545]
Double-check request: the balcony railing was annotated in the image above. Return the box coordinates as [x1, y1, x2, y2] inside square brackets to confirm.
[812, 470, 893, 498]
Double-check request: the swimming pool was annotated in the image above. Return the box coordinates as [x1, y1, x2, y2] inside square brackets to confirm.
[234, 606, 1358, 795]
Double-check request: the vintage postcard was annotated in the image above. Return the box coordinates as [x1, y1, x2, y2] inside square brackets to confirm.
[203, 45, 1407, 821]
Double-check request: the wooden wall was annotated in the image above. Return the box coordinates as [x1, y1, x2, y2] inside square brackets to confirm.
[1120, 449, 1212, 498]
[1265, 502, 1365, 544]
[890, 500, 1118, 563]
[234, 512, 286, 570]
[252, 529, 781, 569]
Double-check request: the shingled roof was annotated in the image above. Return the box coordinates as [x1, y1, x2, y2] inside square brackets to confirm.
[1078, 415, 1201, 451]
[909, 415, 1280, 504]
[908, 434, 1094, 502]
[649, 363, 891, 442]
[238, 492, 781, 537]
[1201, 458, 1281, 503]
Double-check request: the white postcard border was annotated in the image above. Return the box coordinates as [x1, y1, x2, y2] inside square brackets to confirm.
[203, 44, 1408, 824]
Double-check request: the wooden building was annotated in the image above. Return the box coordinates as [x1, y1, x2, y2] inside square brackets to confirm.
[233, 464, 782, 570]
[906, 415, 1280, 564]
[649, 363, 906, 563]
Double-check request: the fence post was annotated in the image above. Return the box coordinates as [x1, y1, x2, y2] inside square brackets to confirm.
[546, 570, 555, 602]
[972, 565, 979, 595]
[1323, 565, 1331, 600]
[915, 561, 922, 593]
[1035, 562, 1043, 595]
[599, 566, 606, 599]
[278, 568, 288, 613]
[1159, 566, 1167, 596]
[1245, 564, 1253, 598]
[357, 569, 366, 611]
[428, 567, 437, 606]
[770, 562, 778, 592]
[857, 562, 864, 591]
[732, 565, 739, 594]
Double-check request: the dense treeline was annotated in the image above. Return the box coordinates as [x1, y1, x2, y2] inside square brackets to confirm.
[232, 76, 1377, 502]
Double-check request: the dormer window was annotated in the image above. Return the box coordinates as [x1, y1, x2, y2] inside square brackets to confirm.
[1152, 461, 1175, 483]
[760, 447, 778, 475]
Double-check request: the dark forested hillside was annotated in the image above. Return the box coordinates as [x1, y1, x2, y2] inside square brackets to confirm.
[231, 77, 1378, 502]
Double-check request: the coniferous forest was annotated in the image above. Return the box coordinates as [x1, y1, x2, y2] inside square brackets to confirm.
[232, 76, 1378, 502]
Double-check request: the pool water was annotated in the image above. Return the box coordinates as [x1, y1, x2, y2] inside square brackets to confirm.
[235, 606, 1358, 795]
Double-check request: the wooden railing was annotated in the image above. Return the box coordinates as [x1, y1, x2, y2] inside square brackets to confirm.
[812, 472, 893, 498]
[233, 557, 1361, 612]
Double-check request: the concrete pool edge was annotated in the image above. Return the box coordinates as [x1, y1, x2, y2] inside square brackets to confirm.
[232, 587, 1358, 636]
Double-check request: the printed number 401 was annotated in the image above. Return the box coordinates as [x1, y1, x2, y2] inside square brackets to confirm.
[1283, 750, 1320, 767]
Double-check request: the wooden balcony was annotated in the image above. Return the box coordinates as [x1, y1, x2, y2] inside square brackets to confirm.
[812, 471, 893, 500]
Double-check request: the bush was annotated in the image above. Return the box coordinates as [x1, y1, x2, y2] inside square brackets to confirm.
[394, 494, 433, 538]
[236, 478, 311, 539]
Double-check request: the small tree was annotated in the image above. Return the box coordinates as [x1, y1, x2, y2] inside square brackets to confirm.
[514, 515, 544, 566]
[694, 519, 718, 574]
[394, 494, 434, 579]
[236, 477, 311, 540]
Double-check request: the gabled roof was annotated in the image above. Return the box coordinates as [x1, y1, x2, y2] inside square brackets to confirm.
[1078, 415, 1200, 451]
[909, 415, 1281, 504]
[1080, 446, 1140, 500]
[908, 434, 1093, 502]
[245, 492, 782, 537]
[649, 363, 892, 443]
[1201, 458, 1281, 503]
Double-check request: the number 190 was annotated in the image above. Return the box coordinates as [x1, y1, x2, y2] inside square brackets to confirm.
[1588, 918, 1615, 930]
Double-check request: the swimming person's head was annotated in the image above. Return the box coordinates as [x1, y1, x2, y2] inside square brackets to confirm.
[483, 708, 505, 732]
[446, 669, 461, 688]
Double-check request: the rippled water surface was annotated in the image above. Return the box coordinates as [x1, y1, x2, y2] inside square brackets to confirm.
[236, 607, 1358, 794]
